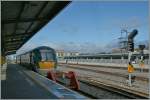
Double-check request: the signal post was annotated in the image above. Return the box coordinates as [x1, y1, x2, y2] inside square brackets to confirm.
[127, 29, 138, 86]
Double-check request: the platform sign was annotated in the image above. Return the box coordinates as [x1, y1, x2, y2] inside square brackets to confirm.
[128, 63, 134, 73]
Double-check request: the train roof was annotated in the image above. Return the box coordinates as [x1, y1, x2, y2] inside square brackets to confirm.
[17, 46, 55, 56]
[32, 46, 55, 51]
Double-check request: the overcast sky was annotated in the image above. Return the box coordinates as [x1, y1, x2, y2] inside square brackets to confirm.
[16, 1, 149, 54]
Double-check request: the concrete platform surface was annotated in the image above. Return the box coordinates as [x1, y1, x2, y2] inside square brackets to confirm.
[1, 63, 86, 99]
[1, 63, 58, 99]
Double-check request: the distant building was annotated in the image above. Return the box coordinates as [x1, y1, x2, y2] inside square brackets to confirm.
[143, 50, 149, 54]
[111, 47, 149, 54]
[56, 50, 65, 58]
[111, 48, 122, 53]
[56, 50, 79, 58]
[65, 51, 79, 57]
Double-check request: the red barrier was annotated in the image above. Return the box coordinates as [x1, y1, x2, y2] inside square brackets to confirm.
[65, 71, 80, 90]
[47, 71, 56, 82]
[47, 71, 80, 90]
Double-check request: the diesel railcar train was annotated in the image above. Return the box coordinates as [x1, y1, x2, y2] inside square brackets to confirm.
[16, 46, 57, 75]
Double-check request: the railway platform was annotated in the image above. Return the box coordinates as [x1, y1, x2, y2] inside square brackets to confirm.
[1, 63, 58, 99]
[1, 63, 86, 99]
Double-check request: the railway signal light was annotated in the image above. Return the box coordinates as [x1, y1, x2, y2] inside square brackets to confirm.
[128, 29, 138, 52]
[139, 44, 145, 56]
[128, 29, 138, 39]
[128, 39, 134, 52]
[139, 45, 145, 50]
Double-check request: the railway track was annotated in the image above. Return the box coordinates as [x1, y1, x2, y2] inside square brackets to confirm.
[57, 63, 149, 98]
[58, 63, 149, 82]
[59, 62, 149, 72]
[56, 75, 149, 99]
[78, 78, 149, 99]
[18, 64, 149, 99]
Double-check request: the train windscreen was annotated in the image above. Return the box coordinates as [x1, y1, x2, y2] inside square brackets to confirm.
[40, 50, 55, 61]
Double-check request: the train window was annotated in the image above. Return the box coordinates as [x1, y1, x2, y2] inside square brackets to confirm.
[41, 51, 55, 61]
[41, 52, 47, 61]
[46, 52, 55, 61]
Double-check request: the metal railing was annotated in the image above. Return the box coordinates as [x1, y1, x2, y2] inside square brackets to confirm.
[58, 58, 149, 65]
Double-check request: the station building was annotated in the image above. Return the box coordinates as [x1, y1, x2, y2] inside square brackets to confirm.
[56, 50, 79, 58]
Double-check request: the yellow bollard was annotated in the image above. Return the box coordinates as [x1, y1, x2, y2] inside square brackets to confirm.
[128, 63, 134, 73]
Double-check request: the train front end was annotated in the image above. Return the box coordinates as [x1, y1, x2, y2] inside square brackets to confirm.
[33, 47, 57, 76]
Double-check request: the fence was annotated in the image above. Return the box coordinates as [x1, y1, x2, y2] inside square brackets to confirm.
[58, 58, 149, 65]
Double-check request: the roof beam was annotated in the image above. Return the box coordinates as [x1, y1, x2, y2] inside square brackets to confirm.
[5, 45, 20, 50]
[5, 32, 31, 38]
[17, 2, 49, 50]
[25, 2, 48, 33]
[5, 50, 17, 55]
[5, 42, 22, 46]
[4, 44, 21, 50]
[5, 48, 18, 51]
[5, 46, 19, 50]
[2, 1, 71, 55]
[12, 2, 26, 36]
[18, 2, 70, 50]
[2, 17, 49, 24]
[5, 48, 17, 51]
[5, 38, 24, 42]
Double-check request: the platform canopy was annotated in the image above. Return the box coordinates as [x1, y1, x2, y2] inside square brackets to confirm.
[1, 1, 70, 56]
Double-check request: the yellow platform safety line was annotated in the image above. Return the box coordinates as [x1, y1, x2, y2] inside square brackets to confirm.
[38, 61, 55, 69]
[0, 56, 6, 65]
[128, 64, 134, 73]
